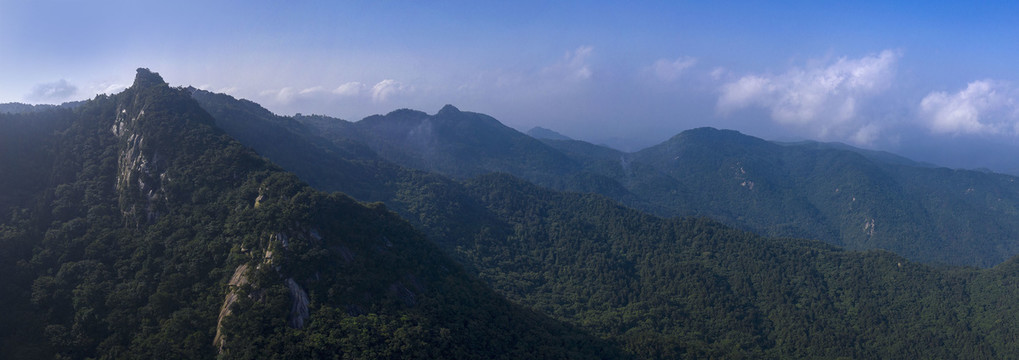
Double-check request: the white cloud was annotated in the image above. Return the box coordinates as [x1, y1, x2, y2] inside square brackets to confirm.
[333, 82, 365, 97]
[710, 67, 728, 80]
[98, 83, 127, 95]
[919, 80, 1019, 135]
[257, 80, 408, 106]
[651, 56, 697, 81]
[196, 84, 236, 95]
[717, 50, 900, 143]
[260, 87, 297, 104]
[544, 46, 594, 81]
[299, 86, 325, 95]
[851, 122, 882, 144]
[371, 79, 408, 103]
[27, 79, 78, 102]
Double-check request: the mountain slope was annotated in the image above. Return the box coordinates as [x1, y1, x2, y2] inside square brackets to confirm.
[630, 127, 1019, 267]
[527, 126, 573, 141]
[0, 69, 619, 359]
[188, 90, 1019, 358]
[304, 105, 1019, 267]
[455, 173, 1017, 358]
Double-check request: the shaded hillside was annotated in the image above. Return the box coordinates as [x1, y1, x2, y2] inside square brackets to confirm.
[400, 173, 1019, 359]
[0, 69, 619, 359]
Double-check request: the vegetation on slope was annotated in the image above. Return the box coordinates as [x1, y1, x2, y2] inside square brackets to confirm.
[298, 107, 1019, 268]
[0, 69, 619, 359]
[190, 91, 1019, 358]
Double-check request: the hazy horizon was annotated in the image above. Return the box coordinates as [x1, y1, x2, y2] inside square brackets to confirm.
[4, 1, 1019, 172]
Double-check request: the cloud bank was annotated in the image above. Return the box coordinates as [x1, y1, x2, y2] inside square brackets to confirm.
[718, 50, 900, 143]
[371, 79, 409, 103]
[919, 80, 1019, 135]
[544, 46, 594, 81]
[333, 82, 365, 97]
[256, 79, 410, 109]
[651, 56, 697, 81]
[27, 79, 78, 102]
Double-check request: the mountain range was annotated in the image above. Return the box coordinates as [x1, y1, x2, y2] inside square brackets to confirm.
[0, 69, 615, 359]
[4, 69, 1019, 358]
[271, 100, 1019, 268]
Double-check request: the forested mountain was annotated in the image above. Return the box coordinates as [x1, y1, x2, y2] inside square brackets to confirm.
[451, 174, 1019, 358]
[0, 101, 85, 114]
[0, 69, 618, 359]
[295, 108, 1019, 268]
[526, 126, 573, 141]
[628, 128, 1019, 267]
[293, 105, 638, 199]
[188, 85, 1019, 358]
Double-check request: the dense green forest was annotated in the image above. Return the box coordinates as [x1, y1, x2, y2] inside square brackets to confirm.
[188, 83, 1019, 358]
[0, 69, 617, 359]
[453, 174, 1019, 358]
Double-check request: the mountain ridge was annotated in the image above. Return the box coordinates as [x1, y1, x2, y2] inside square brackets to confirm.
[292, 104, 1019, 267]
[183, 88, 1019, 357]
[0, 69, 621, 359]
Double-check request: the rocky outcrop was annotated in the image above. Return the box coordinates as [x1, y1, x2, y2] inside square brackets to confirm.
[214, 264, 250, 351]
[286, 278, 310, 329]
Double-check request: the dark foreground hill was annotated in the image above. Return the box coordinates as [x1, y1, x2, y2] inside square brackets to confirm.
[0, 69, 618, 359]
[191, 88, 1019, 358]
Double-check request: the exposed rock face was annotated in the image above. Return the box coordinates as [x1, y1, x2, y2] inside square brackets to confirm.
[214, 264, 250, 350]
[112, 70, 173, 225]
[286, 278, 310, 329]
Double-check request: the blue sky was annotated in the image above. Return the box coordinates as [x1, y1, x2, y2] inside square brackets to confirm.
[4, 1, 1019, 170]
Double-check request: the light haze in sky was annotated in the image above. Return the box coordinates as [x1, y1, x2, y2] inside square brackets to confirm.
[4, 1, 1019, 171]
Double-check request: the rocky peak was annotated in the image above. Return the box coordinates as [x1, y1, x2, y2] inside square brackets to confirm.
[437, 104, 460, 116]
[132, 68, 168, 90]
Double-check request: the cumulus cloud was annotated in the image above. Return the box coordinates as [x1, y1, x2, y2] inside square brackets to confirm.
[371, 79, 409, 103]
[651, 56, 697, 81]
[97, 83, 127, 95]
[710, 67, 728, 80]
[919, 80, 1019, 135]
[299, 86, 325, 95]
[258, 79, 409, 106]
[333, 82, 365, 97]
[850, 122, 882, 145]
[27, 79, 78, 102]
[717, 50, 900, 142]
[260, 87, 297, 104]
[544, 46, 594, 81]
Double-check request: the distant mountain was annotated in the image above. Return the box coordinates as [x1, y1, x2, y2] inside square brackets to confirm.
[338, 105, 580, 180]
[628, 127, 1019, 267]
[296, 105, 639, 199]
[299, 104, 1019, 267]
[777, 139, 937, 168]
[0, 69, 619, 359]
[0, 101, 84, 114]
[526, 126, 573, 141]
